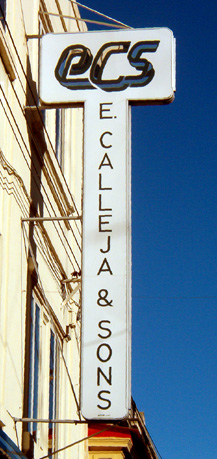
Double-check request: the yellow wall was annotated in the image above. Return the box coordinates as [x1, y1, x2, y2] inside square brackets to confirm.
[0, 1, 87, 458]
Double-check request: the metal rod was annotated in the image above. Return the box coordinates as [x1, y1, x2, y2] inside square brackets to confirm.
[21, 216, 81, 222]
[13, 418, 86, 424]
[13, 416, 139, 424]
[39, 11, 128, 29]
[26, 34, 42, 39]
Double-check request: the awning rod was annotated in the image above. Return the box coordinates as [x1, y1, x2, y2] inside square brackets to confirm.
[13, 418, 86, 424]
[12, 416, 140, 424]
[21, 216, 81, 222]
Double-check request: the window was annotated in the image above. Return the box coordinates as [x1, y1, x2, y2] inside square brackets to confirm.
[55, 109, 65, 169]
[0, 0, 6, 27]
[48, 330, 58, 457]
[28, 298, 40, 442]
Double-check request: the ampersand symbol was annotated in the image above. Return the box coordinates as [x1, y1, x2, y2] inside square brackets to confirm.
[97, 289, 113, 307]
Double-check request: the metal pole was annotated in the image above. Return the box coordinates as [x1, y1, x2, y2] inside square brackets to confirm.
[21, 216, 81, 222]
[13, 416, 139, 424]
[13, 418, 86, 424]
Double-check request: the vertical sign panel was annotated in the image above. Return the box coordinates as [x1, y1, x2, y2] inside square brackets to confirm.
[39, 28, 176, 420]
[81, 96, 131, 419]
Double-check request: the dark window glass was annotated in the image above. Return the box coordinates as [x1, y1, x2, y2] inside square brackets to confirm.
[55, 109, 63, 167]
[0, 0, 6, 27]
[28, 299, 40, 442]
[48, 330, 58, 457]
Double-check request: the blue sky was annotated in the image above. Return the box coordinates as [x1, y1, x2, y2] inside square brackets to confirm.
[78, 1, 217, 457]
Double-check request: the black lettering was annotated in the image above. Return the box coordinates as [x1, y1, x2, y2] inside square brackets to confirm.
[99, 194, 112, 211]
[97, 390, 111, 410]
[97, 258, 113, 275]
[97, 291, 113, 308]
[98, 153, 113, 170]
[97, 258, 113, 276]
[99, 103, 113, 119]
[100, 235, 111, 254]
[97, 343, 112, 362]
[98, 320, 112, 338]
[97, 367, 112, 386]
[99, 215, 112, 233]
[100, 131, 112, 148]
[126, 41, 159, 88]
[55, 44, 93, 90]
[99, 173, 112, 190]
[55, 41, 159, 92]
[91, 43, 130, 92]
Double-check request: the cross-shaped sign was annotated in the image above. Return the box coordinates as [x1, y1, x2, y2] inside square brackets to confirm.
[40, 27, 176, 420]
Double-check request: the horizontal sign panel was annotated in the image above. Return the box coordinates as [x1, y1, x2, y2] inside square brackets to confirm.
[40, 28, 176, 104]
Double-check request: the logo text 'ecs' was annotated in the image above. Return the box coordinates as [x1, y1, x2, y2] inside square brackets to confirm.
[55, 40, 160, 92]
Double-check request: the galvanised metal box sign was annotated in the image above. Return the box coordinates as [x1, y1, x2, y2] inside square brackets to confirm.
[40, 28, 176, 420]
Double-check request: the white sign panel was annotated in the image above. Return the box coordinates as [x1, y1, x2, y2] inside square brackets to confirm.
[40, 28, 176, 105]
[39, 28, 175, 420]
[81, 97, 131, 419]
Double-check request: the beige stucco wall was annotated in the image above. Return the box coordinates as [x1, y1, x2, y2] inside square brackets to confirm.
[0, 1, 87, 458]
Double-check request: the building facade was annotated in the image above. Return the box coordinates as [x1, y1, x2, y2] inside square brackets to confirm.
[88, 401, 159, 459]
[0, 1, 87, 458]
[0, 1, 160, 459]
